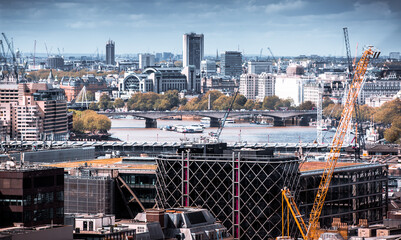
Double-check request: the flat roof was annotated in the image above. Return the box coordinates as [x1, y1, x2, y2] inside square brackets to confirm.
[300, 161, 361, 172]
[46, 157, 157, 170]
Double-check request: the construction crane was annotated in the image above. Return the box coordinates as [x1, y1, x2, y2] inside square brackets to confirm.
[210, 90, 239, 142]
[343, 27, 365, 158]
[0, 40, 6, 63]
[268, 47, 280, 73]
[44, 43, 49, 57]
[2, 33, 18, 81]
[280, 46, 380, 240]
[33, 40, 36, 69]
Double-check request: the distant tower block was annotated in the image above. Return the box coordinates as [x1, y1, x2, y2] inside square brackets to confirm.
[183, 33, 204, 71]
[106, 40, 115, 65]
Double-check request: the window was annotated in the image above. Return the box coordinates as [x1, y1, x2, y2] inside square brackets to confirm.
[83, 221, 88, 231]
[89, 221, 93, 231]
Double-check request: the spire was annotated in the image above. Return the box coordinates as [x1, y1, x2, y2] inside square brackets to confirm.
[47, 69, 54, 84]
[216, 49, 219, 60]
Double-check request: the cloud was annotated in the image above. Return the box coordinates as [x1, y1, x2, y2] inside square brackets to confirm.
[265, 0, 305, 13]
[129, 14, 144, 20]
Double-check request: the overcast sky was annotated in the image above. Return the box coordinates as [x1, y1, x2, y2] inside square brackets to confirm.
[0, 0, 400, 56]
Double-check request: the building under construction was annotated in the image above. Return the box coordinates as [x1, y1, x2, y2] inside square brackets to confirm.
[155, 143, 388, 240]
[299, 162, 388, 228]
[155, 149, 300, 240]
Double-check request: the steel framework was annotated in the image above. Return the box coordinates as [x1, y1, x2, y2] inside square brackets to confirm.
[155, 153, 300, 240]
[299, 164, 388, 228]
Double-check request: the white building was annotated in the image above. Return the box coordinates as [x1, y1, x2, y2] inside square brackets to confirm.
[256, 72, 275, 101]
[275, 75, 313, 106]
[240, 74, 259, 100]
[240, 73, 275, 101]
[139, 53, 155, 69]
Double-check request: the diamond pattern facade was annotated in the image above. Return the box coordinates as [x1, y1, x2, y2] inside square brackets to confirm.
[155, 153, 300, 240]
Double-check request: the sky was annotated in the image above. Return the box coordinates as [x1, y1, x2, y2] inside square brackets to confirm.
[0, 0, 400, 57]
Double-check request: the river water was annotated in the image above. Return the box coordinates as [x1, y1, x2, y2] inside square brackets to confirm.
[109, 119, 337, 144]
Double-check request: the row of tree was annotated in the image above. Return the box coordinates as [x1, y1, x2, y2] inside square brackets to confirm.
[323, 98, 401, 143]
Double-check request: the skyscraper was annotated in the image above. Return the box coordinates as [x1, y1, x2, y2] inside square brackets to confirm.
[106, 40, 115, 65]
[183, 33, 204, 72]
[221, 51, 243, 77]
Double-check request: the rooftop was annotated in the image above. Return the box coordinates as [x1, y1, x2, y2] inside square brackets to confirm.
[45, 157, 157, 170]
[300, 161, 361, 172]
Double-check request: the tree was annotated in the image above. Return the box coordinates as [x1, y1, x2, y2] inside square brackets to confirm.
[96, 115, 112, 133]
[384, 116, 401, 143]
[323, 103, 343, 119]
[72, 110, 111, 134]
[89, 102, 99, 111]
[114, 98, 125, 108]
[98, 94, 111, 110]
[299, 101, 316, 110]
[213, 95, 231, 110]
[244, 100, 256, 110]
[262, 96, 280, 110]
[374, 98, 401, 125]
[233, 95, 247, 109]
[322, 97, 334, 108]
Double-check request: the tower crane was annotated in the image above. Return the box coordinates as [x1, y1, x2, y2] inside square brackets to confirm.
[1, 32, 18, 81]
[343, 27, 365, 157]
[268, 47, 280, 73]
[280, 46, 380, 240]
[0, 40, 6, 63]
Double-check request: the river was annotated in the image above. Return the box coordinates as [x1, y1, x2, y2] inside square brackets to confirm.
[109, 119, 337, 144]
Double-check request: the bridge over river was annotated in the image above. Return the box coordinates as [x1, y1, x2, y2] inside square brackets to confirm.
[100, 110, 317, 128]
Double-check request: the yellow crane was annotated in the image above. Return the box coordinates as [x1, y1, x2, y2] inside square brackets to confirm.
[280, 46, 380, 240]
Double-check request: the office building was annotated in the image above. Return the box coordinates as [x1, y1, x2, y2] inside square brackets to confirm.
[248, 61, 273, 74]
[0, 83, 69, 141]
[240, 73, 259, 100]
[257, 72, 275, 101]
[239, 73, 275, 101]
[139, 53, 155, 69]
[201, 76, 238, 94]
[106, 40, 115, 65]
[221, 51, 243, 77]
[200, 59, 217, 77]
[119, 67, 188, 94]
[183, 33, 204, 71]
[0, 163, 64, 227]
[46, 55, 64, 70]
[182, 65, 200, 92]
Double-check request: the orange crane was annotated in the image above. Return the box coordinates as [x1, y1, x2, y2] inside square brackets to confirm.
[280, 46, 380, 240]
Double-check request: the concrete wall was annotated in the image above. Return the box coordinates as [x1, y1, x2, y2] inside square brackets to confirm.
[10, 147, 95, 163]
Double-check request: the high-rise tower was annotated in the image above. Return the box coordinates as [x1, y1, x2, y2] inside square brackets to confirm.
[183, 33, 204, 72]
[106, 40, 115, 65]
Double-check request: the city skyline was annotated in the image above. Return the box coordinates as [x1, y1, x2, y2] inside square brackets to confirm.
[1, 0, 401, 56]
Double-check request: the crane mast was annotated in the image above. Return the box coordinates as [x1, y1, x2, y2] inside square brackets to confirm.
[281, 46, 380, 240]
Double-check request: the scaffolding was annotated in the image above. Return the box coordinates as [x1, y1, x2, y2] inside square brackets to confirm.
[155, 153, 300, 240]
